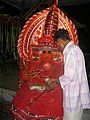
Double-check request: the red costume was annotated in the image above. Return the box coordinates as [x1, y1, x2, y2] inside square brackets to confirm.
[10, 1, 78, 120]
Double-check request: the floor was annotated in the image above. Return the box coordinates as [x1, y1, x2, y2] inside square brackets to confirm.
[0, 61, 90, 120]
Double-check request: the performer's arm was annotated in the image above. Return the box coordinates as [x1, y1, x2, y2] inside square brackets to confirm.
[45, 78, 59, 91]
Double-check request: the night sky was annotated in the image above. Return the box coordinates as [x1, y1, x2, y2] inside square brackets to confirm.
[60, 4, 90, 52]
[60, 4, 90, 31]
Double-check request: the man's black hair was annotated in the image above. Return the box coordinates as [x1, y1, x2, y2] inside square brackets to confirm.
[54, 29, 70, 42]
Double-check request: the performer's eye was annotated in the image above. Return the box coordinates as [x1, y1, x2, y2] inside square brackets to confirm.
[48, 51, 51, 54]
[43, 51, 46, 54]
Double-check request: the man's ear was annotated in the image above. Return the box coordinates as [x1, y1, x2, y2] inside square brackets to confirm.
[57, 38, 61, 42]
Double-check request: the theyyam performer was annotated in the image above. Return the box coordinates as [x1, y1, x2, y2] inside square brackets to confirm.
[10, 0, 80, 119]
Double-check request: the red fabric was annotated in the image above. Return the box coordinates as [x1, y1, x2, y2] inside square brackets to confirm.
[11, 80, 63, 120]
[10, 46, 64, 120]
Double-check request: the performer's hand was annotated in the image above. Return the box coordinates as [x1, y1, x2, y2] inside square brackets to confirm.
[45, 78, 59, 91]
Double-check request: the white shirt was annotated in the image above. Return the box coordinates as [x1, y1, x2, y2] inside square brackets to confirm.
[59, 41, 90, 112]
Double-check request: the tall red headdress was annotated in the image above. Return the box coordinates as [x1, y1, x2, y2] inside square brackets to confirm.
[37, 3, 58, 47]
[17, 0, 78, 61]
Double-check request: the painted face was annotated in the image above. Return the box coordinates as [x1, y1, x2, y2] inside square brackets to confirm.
[56, 38, 65, 51]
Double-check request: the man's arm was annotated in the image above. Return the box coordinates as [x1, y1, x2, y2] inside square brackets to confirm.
[60, 50, 77, 88]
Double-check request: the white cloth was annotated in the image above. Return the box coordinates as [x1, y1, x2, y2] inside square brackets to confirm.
[59, 41, 90, 112]
[63, 109, 83, 120]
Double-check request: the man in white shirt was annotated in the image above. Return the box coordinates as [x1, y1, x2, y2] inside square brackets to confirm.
[53, 29, 90, 120]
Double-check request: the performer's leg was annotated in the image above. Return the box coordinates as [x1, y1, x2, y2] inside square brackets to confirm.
[63, 109, 83, 120]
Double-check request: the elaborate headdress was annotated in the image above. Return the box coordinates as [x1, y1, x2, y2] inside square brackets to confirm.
[17, 0, 78, 61]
